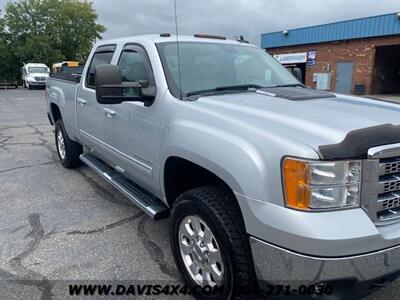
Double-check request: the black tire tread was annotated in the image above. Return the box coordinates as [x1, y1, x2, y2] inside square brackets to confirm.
[174, 185, 257, 293]
[55, 120, 82, 168]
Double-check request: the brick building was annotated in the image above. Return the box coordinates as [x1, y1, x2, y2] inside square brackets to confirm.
[261, 13, 400, 95]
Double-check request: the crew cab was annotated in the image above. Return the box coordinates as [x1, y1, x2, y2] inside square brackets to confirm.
[46, 34, 400, 299]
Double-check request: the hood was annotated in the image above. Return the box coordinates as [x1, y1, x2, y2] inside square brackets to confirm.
[195, 92, 400, 156]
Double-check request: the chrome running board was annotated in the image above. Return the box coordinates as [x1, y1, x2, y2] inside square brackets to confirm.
[80, 153, 169, 220]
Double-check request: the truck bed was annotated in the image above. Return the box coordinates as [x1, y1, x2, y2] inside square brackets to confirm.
[46, 77, 80, 142]
[50, 73, 81, 83]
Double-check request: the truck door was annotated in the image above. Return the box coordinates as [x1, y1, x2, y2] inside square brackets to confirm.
[76, 45, 116, 155]
[101, 44, 162, 194]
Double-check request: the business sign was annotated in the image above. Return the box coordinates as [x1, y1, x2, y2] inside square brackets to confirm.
[307, 50, 317, 66]
[273, 52, 307, 64]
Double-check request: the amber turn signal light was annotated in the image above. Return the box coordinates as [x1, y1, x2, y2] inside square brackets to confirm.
[283, 158, 310, 210]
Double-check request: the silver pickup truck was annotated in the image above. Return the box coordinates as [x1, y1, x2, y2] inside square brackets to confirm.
[46, 34, 400, 299]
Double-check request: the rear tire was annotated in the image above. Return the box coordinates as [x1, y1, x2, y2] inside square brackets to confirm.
[55, 120, 82, 168]
[170, 186, 257, 300]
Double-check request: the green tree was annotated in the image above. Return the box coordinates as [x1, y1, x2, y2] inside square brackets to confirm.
[0, 0, 106, 80]
[45, 0, 106, 61]
[0, 10, 19, 81]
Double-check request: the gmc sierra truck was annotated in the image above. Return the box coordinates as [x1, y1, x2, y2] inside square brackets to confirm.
[46, 34, 400, 299]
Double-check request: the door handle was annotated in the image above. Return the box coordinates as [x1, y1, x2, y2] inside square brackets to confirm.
[77, 98, 87, 106]
[104, 108, 116, 117]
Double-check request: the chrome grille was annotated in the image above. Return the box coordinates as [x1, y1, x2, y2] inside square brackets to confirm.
[363, 143, 400, 223]
[379, 193, 400, 210]
[381, 176, 400, 193]
[34, 76, 46, 81]
[379, 157, 400, 175]
[377, 166, 400, 220]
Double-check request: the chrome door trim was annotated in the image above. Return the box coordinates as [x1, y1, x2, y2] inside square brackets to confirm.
[80, 129, 153, 177]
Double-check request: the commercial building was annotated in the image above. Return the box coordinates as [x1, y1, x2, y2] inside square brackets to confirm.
[261, 13, 400, 95]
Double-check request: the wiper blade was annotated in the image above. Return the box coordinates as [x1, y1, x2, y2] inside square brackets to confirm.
[215, 84, 264, 91]
[186, 84, 263, 97]
[186, 88, 218, 97]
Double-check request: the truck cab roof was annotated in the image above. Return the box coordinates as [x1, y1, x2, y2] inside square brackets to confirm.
[93, 34, 257, 48]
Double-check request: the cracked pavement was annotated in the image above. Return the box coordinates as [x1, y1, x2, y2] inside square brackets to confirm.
[0, 88, 183, 299]
[0, 88, 398, 299]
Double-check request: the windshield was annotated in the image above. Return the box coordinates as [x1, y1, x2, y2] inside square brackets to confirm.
[157, 42, 299, 98]
[28, 67, 48, 74]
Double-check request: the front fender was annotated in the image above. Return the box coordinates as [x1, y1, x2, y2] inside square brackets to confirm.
[160, 119, 307, 204]
[160, 100, 321, 239]
[160, 118, 320, 238]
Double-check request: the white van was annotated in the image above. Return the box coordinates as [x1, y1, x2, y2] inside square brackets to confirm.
[21, 63, 50, 89]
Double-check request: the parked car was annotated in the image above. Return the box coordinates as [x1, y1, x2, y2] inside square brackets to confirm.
[46, 34, 400, 299]
[21, 63, 50, 89]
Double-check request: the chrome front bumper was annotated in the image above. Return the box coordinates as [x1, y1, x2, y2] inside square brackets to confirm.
[250, 237, 400, 287]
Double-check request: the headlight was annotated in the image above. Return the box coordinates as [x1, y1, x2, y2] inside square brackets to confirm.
[282, 157, 361, 210]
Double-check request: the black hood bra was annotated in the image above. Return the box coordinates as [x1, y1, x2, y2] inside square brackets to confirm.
[319, 124, 400, 159]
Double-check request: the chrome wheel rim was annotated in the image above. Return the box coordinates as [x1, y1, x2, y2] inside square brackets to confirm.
[179, 215, 224, 286]
[57, 130, 66, 160]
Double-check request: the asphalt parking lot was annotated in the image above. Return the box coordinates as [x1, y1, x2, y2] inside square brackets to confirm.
[0, 88, 182, 299]
[0, 88, 399, 299]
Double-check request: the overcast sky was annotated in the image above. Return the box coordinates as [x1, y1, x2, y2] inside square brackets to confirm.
[94, 0, 399, 45]
[1, 0, 399, 45]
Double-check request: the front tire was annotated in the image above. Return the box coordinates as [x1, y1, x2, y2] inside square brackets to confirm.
[55, 120, 82, 168]
[170, 186, 257, 300]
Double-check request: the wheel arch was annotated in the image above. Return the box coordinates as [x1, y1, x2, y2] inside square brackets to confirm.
[162, 155, 243, 208]
[50, 102, 62, 124]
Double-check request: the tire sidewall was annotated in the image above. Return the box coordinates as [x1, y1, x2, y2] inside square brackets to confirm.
[170, 197, 235, 300]
[54, 120, 82, 168]
[55, 120, 70, 166]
